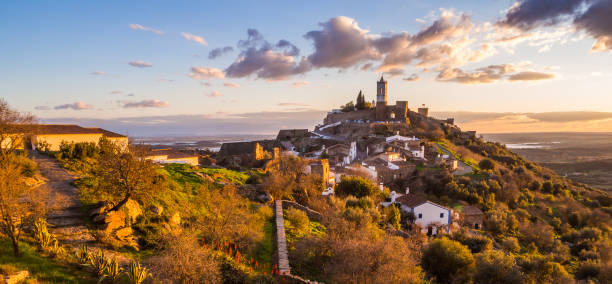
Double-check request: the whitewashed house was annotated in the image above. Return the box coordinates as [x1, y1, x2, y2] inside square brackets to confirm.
[395, 194, 451, 235]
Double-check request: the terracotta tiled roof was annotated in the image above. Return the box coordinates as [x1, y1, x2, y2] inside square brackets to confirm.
[28, 124, 127, 137]
[85, 128, 126, 138]
[460, 205, 483, 216]
[395, 194, 428, 207]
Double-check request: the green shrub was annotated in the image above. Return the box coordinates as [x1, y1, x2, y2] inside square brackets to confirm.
[334, 176, 378, 198]
[421, 237, 475, 283]
[125, 261, 150, 284]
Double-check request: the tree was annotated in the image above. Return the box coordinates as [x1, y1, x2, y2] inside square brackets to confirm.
[386, 204, 401, 230]
[97, 140, 161, 212]
[0, 100, 47, 257]
[474, 250, 522, 284]
[422, 237, 475, 283]
[355, 90, 367, 110]
[334, 176, 378, 198]
[478, 159, 495, 172]
[340, 101, 355, 112]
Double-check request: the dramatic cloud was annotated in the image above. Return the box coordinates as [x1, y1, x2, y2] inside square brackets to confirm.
[508, 71, 555, 81]
[129, 61, 153, 68]
[129, 24, 164, 35]
[91, 71, 105, 75]
[305, 16, 380, 68]
[188, 67, 225, 80]
[403, 74, 421, 82]
[223, 82, 240, 88]
[225, 29, 312, 80]
[122, 99, 168, 108]
[574, 0, 612, 51]
[498, 0, 586, 30]
[54, 101, 93, 110]
[291, 81, 310, 88]
[207, 90, 223, 97]
[208, 46, 234, 59]
[181, 32, 207, 46]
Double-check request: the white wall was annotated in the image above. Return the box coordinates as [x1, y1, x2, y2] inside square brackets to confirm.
[402, 202, 450, 235]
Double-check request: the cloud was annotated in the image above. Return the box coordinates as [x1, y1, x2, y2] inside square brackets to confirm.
[122, 99, 168, 108]
[508, 71, 555, 81]
[225, 29, 312, 80]
[497, 0, 586, 31]
[129, 61, 153, 68]
[207, 90, 223, 97]
[129, 24, 164, 35]
[181, 32, 207, 46]
[403, 74, 421, 82]
[278, 102, 311, 107]
[383, 68, 404, 78]
[223, 82, 240, 88]
[54, 101, 93, 110]
[574, 0, 612, 51]
[436, 63, 554, 84]
[109, 90, 123, 95]
[188, 67, 225, 80]
[291, 81, 310, 88]
[91, 71, 105, 75]
[208, 46, 234, 59]
[360, 63, 373, 71]
[305, 16, 380, 68]
[34, 106, 51, 110]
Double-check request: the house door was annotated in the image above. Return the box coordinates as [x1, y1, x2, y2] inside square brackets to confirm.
[427, 227, 433, 236]
[474, 223, 479, 229]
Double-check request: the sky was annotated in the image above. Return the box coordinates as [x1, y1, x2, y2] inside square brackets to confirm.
[2, 0, 612, 136]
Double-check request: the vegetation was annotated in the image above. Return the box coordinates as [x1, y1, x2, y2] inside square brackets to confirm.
[334, 175, 378, 198]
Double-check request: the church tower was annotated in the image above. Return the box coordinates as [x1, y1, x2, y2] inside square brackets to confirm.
[376, 75, 388, 106]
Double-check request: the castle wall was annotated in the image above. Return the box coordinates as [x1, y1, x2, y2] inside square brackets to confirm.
[323, 109, 376, 124]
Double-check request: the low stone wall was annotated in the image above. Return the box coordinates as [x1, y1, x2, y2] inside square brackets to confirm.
[281, 200, 323, 222]
[275, 200, 291, 275]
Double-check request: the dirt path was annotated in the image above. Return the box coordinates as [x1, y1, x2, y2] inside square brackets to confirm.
[31, 152, 96, 246]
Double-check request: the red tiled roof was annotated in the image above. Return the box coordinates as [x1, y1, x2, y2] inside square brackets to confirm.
[395, 194, 428, 207]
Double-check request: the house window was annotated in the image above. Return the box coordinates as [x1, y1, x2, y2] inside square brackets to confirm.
[440, 213, 444, 218]
[418, 213, 422, 219]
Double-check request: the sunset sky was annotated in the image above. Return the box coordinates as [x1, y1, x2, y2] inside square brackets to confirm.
[2, 0, 612, 136]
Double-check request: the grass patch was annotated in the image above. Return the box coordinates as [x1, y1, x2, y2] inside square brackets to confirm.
[251, 216, 275, 267]
[0, 239, 94, 283]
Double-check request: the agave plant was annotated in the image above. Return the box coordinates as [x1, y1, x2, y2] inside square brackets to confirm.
[99, 257, 123, 283]
[90, 249, 110, 277]
[125, 261, 150, 284]
[75, 245, 91, 265]
[48, 238, 65, 258]
[32, 218, 53, 251]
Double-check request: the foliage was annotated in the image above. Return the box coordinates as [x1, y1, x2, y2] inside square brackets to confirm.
[385, 204, 402, 230]
[58, 141, 99, 160]
[421, 237, 475, 284]
[32, 218, 53, 251]
[478, 158, 495, 171]
[355, 90, 369, 110]
[334, 176, 378, 198]
[89, 249, 110, 277]
[74, 245, 90, 265]
[126, 260, 150, 284]
[452, 228, 493, 253]
[340, 101, 355, 112]
[99, 257, 123, 283]
[473, 250, 522, 284]
[284, 208, 310, 242]
[0, 239, 94, 282]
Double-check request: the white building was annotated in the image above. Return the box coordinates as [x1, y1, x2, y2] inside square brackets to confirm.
[395, 194, 451, 235]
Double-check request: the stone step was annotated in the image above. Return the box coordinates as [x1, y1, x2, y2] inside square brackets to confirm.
[48, 217, 86, 228]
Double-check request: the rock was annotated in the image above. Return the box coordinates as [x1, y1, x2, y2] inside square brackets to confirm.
[149, 205, 164, 216]
[88, 201, 113, 217]
[115, 227, 133, 240]
[4, 270, 29, 284]
[98, 210, 126, 233]
[170, 212, 181, 227]
[123, 199, 143, 224]
[256, 192, 272, 203]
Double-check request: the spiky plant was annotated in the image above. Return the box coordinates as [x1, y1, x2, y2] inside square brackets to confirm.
[125, 261, 150, 284]
[75, 245, 91, 265]
[32, 218, 53, 251]
[90, 249, 110, 277]
[48, 238, 65, 258]
[99, 257, 123, 283]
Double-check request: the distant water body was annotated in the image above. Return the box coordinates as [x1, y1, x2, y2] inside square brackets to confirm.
[505, 142, 560, 149]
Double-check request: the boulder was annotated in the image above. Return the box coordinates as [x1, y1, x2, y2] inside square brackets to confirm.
[124, 199, 143, 224]
[115, 227, 133, 240]
[98, 210, 126, 233]
[170, 212, 181, 227]
[256, 192, 272, 203]
[149, 205, 164, 216]
[88, 201, 114, 217]
[4, 270, 29, 284]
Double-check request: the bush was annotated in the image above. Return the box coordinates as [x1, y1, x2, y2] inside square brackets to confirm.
[422, 237, 475, 283]
[453, 229, 493, 253]
[334, 176, 378, 198]
[478, 159, 495, 171]
[474, 250, 522, 284]
[285, 208, 310, 240]
[502, 237, 520, 253]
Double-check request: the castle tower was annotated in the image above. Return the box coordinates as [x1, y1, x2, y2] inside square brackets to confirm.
[376, 75, 387, 106]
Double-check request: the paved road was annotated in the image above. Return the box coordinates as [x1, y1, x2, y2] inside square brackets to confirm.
[433, 144, 473, 175]
[31, 152, 96, 246]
